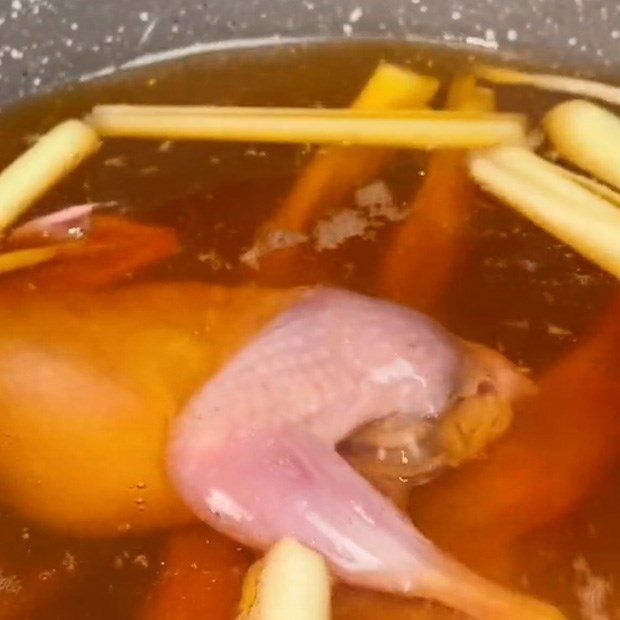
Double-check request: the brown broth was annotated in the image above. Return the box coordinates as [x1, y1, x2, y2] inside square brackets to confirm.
[0, 40, 618, 619]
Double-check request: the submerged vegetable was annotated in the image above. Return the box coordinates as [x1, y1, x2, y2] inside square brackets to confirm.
[142, 526, 251, 620]
[378, 75, 491, 307]
[3, 215, 180, 292]
[445, 75, 496, 113]
[413, 294, 620, 553]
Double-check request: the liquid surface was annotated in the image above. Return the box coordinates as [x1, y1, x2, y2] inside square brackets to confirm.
[0, 40, 618, 619]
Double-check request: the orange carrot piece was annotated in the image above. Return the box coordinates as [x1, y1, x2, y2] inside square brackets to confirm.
[3, 214, 179, 291]
[377, 77, 493, 309]
[253, 64, 438, 284]
[266, 65, 438, 234]
[141, 526, 251, 620]
[411, 296, 620, 550]
[377, 151, 476, 309]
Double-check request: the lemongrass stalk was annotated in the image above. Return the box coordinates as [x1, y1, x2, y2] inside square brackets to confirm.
[0, 246, 60, 274]
[91, 106, 510, 120]
[89, 108, 525, 149]
[523, 147, 620, 208]
[95, 67, 439, 123]
[0, 120, 101, 232]
[559, 168, 620, 208]
[543, 100, 620, 191]
[469, 146, 620, 279]
[475, 64, 620, 106]
[483, 147, 618, 214]
[237, 539, 330, 620]
[93, 105, 445, 118]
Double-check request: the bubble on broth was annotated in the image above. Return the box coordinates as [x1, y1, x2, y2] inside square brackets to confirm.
[313, 180, 407, 251]
[0, 570, 21, 594]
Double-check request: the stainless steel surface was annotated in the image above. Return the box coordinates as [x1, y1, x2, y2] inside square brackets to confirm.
[0, 0, 618, 104]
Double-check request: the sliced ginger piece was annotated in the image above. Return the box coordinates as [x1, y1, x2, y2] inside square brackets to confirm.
[237, 538, 331, 620]
[544, 99, 620, 191]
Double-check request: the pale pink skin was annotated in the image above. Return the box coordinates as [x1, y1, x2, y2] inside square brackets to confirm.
[168, 288, 562, 620]
[9, 204, 95, 245]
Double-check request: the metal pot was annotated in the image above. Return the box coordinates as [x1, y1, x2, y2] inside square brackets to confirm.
[0, 0, 618, 105]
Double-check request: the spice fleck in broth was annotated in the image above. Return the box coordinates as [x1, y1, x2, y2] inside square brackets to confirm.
[0, 40, 618, 619]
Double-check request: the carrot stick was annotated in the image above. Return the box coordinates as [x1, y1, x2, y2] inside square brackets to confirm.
[141, 526, 252, 620]
[377, 76, 494, 309]
[252, 63, 439, 284]
[267, 63, 438, 232]
[411, 294, 620, 552]
[3, 215, 179, 291]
